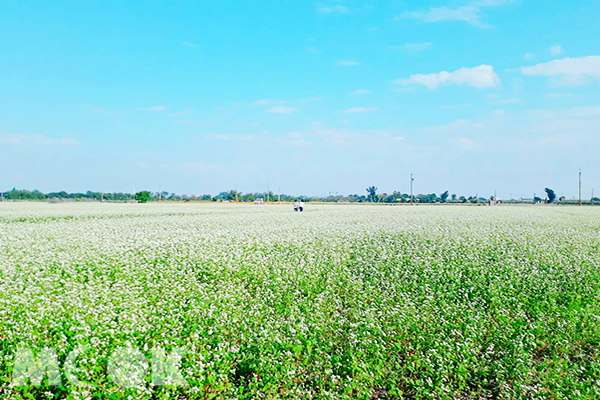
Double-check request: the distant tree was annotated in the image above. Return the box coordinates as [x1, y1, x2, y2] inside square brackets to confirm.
[533, 196, 542, 204]
[544, 188, 556, 203]
[418, 193, 439, 203]
[135, 191, 151, 203]
[366, 186, 378, 202]
[451, 193, 457, 201]
[440, 191, 449, 203]
[459, 196, 467, 203]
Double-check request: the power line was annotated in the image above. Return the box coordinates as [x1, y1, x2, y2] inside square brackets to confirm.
[414, 171, 576, 179]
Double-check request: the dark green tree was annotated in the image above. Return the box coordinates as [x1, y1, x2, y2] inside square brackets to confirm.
[544, 188, 556, 203]
[135, 191, 152, 203]
[440, 191, 449, 203]
[366, 186, 378, 202]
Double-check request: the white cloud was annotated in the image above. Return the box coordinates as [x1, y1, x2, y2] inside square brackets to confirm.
[351, 89, 370, 95]
[397, 0, 513, 28]
[392, 136, 405, 141]
[544, 92, 575, 98]
[0, 133, 76, 146]
[182, 41, 200, 48]
[280, 132, 315, 147]
[337, 60, 360, 66]
[458, 137, 476, 148]
[390, 42, 432, 51]
[396, 65, 500, 90]
[524, 53, 535, 60]
[398, 6, 489, 28]
[318, 5, 348, 13]
[148, 106, 167, 112]
[253, 99, 286, 106]
[488, 96, 523, 105]
[267, 106, 297, 114]
[530, 104, 600, 120]
[342, 107, 378, 114]
[520, 55, 600, 86]
[550, 44, 563, 56]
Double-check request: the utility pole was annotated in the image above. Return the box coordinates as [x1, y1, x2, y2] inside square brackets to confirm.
[267, 183, 270, 203]
[579, 169, 582, 206]
[278, 187, 280, 203]
[159, 184, 162, 202]
[410, 174, 414, 205]
[592, 188, 595, 205]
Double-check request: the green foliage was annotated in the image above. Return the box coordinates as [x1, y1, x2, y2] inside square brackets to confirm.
[135, 191, 152, 203]
[545, 187, 556, 203]
[440, 190, 449, 203]
[366, 186, 378, 202]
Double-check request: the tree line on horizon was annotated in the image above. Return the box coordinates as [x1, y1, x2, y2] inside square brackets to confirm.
[2, 187, 597, 205]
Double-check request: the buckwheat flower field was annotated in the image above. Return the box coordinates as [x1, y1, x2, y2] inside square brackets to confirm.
[1, 203, 599, 399]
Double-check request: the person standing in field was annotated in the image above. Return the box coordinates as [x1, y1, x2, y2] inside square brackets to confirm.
[294, 200, 299, 212]
[299, 200, 304, 212]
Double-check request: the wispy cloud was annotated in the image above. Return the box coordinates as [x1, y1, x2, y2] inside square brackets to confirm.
[342, 107, 378, 114]
[458, 137, 476, 148]
[544, 92, 575, 98]
[529, 104, 600, 120]
[0, 133, 76, 146]
[389, 42, 432, 51]
[397, 6, 489, 28]
[279, 132, 314, 147]
[317, 4, 349, 13]
[267, 106, 298, 114]
[396, 65, 500, 89]
[550, 44, 563, 56]
[252, 99, 286, 106]
[182, 41, 200, 48]
[351, 89, 370, 95]
[524, 53, 535, 60]
[397, 0, 513, 28]
[337, 60, 360, 66]
[148, 106, 167, 112]
[520, 55, 600, 86]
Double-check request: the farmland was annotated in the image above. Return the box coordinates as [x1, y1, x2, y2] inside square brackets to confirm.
[0, 203, 599, 399]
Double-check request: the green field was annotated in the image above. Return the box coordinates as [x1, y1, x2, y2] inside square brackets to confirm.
[1, 203, 599, 399]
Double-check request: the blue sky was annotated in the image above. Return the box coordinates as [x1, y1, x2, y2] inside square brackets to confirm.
[1, 0, 599, 198]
